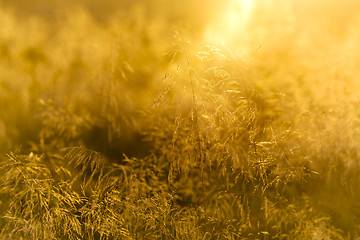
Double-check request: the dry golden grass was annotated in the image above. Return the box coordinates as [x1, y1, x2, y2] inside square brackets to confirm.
[0, 1, 360, 239]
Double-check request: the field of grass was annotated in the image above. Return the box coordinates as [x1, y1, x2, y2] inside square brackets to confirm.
[1, 0, 360, 239]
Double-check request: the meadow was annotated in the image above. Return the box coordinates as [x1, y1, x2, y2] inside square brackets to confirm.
[0, 0, 360, 239]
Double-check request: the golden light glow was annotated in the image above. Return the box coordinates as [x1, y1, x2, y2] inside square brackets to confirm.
[204, 0, 254, 47]
[2, 1, 360, 239]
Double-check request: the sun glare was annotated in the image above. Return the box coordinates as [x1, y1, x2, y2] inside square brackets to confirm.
[204, 0, 254, 47]
[235, 0, 254, 21]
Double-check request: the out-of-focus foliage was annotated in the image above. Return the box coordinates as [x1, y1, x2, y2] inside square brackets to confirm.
[0, 0, 360, 239]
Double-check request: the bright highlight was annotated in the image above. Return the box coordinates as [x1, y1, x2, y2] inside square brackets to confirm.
[204, 0, 255, 46]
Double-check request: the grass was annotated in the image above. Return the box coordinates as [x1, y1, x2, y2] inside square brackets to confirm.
[0, 0, 360, 239]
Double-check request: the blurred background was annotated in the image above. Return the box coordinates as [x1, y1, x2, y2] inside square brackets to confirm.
[1, 0, 360, 152]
